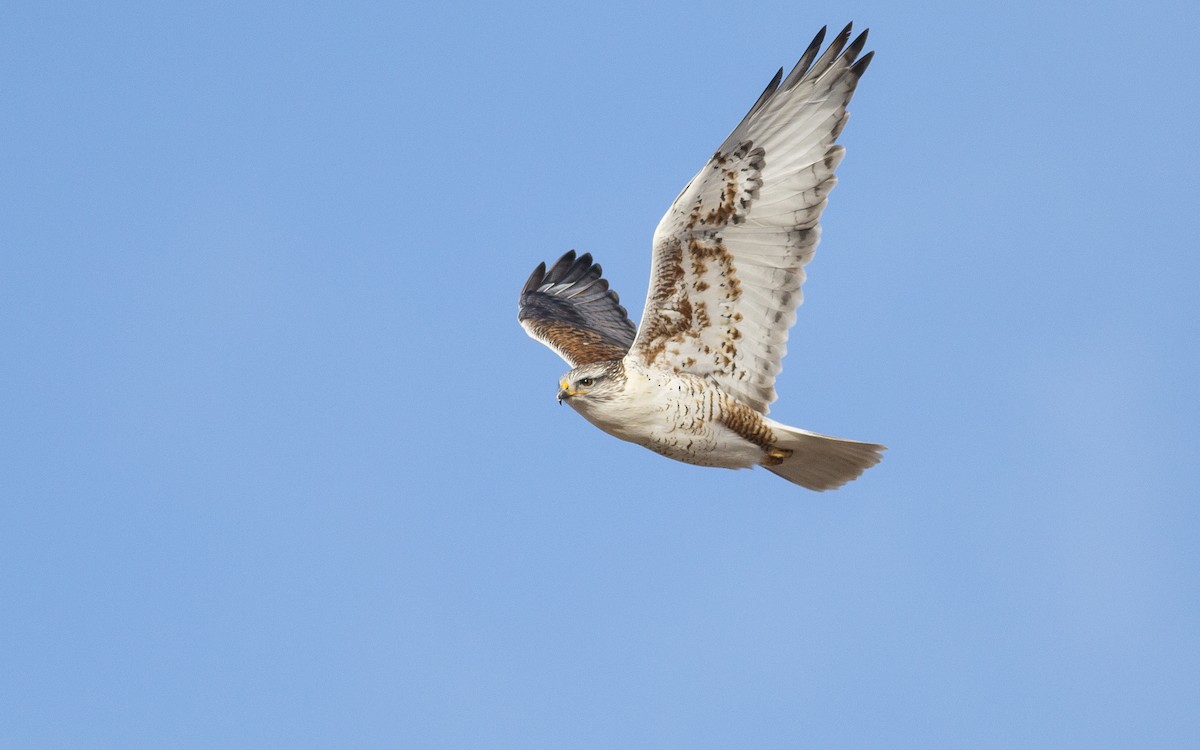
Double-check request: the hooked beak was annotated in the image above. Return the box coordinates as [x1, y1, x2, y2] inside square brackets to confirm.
[556, 377, 591, 404]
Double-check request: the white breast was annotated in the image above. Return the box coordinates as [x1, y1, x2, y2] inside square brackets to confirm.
[568, 361, 766, 469]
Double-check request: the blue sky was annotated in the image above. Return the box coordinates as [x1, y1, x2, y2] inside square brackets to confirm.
[2, 0, 1198, 746]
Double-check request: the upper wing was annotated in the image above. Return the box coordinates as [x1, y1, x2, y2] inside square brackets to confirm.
[519, 250, 637, 367]
[629, 24, 873, 414]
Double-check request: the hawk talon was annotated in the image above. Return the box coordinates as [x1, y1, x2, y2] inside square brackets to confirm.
[765, 447, 793, 466]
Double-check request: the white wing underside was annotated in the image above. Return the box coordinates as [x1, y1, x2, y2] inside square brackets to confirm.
[628, 25, 871, 414]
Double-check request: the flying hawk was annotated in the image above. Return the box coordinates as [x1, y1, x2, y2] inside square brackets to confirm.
[518, 24, 884, 490]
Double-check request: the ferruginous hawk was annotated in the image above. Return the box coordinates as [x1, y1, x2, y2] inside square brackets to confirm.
[518, 24, 884, 490]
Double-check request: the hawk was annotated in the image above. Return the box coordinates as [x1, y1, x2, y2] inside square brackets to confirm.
[518, 24, 884, 490]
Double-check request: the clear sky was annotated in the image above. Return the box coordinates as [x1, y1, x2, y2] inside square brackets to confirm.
[2, 1, 1198, 747]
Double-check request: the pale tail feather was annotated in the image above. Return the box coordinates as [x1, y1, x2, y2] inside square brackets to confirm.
[762, 422, 885, 491]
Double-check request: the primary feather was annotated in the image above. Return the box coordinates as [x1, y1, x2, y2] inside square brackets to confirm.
[630, 23, 873, 414]
[519, 250, 637, 367]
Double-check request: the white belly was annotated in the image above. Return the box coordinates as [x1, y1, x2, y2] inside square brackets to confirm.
[567, 367, 766, 470]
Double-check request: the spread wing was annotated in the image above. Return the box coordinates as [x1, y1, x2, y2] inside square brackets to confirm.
[629, 24, 873, 414]
[519, 250, 637, 367]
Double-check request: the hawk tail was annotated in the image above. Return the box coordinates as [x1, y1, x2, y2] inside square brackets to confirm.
[762, 423, 885, 491]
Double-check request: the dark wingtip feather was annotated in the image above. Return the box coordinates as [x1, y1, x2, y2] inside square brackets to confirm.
[570, 252, 597, 282]
[805, 22, 854, 80]
[517, 250, 638, 364]
[851, 49, 875, 78]
[844, 28, 870, 65]
[542, 250, 578, 285]
[782, 25, 829, 88]
[520, 261, 547, 297]
[745, 67, 784, 120]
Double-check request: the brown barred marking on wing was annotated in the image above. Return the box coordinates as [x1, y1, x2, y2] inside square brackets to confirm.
[521, 318, 630, 366]
[636, 232, 752, 378]
[518, 250, 637, 367]
[635, 238, 683, 364]
[683, 143, 766, 230]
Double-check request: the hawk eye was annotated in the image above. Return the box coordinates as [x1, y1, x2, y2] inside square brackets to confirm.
[578, 377, 595, 387]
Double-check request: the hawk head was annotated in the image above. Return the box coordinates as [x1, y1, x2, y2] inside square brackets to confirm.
[557, 360, 626, 406]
